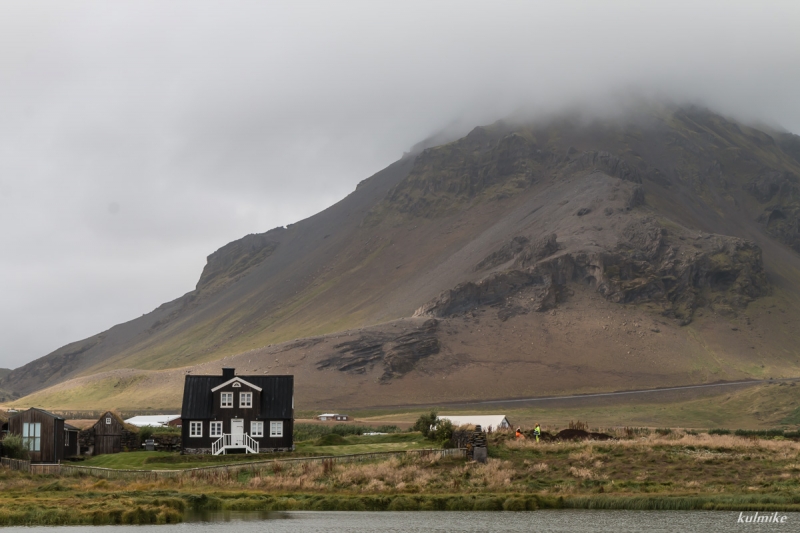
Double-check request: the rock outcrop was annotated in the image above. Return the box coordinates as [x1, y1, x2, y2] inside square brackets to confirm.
[316, 319, 440, 382]
[416, 218, 768, 325]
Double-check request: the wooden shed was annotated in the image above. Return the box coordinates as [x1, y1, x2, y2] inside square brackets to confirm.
[64, 423, 80, 458]
[92, 412, 128, 455]
[8, 408, 67, 464]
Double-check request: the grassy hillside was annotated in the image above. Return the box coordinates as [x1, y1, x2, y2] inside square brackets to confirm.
[5, 105, 800, 411]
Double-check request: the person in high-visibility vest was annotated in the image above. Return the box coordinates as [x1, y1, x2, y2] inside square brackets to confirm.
[534, 424, 541, 442]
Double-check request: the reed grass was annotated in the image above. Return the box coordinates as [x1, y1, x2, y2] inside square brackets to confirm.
[3, 431, 800, 524]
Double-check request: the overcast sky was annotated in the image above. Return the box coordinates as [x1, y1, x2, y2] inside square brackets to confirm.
[1, 1, 799, 369]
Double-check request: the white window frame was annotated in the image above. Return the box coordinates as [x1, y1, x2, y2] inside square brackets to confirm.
[65, 429, 69, 446]
[251, 421, 264, 437]
[240, 392, 252, 408]
[270, 421, 283, 438]
[209, 421, 223, 437]
[106, 417, 111, 425]
[221, 392, 233, 408]
[22, 423, 41, 451]
[189, 421, 203, 438]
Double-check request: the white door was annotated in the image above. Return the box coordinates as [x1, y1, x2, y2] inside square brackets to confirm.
[231, 419, 244, 445]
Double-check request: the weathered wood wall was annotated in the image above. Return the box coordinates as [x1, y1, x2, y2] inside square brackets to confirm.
[7, 409, 64, 463]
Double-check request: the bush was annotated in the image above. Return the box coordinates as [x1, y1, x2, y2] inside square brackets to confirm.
[429, 418, 454, 444]
[412, 411, 453, 443]
[1, 435, 29, 460]
[294, 424, 400, 442]
[708, 429, 731, 435]
[734, 429, 785, 438]
[138, 427, 154, 442]
[412, 411, 439, 438]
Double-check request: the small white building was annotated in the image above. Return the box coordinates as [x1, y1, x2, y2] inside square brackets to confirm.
[438, 415, 511, 432]
[124, 415, 182, 428]
[316, 413, 350, 422]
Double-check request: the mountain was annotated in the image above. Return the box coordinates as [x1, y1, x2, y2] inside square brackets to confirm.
[6, 105, 800, 410]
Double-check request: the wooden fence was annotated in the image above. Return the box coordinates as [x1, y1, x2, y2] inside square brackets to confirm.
[30, 464, 64, 475]
[60, 447, 466, 481]
[0, 457, 30, 471]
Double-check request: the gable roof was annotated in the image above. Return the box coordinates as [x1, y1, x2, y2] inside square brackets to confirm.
[9, 407, 65, 421]
[124, 415, 181, 427]
[94, 411, 139, 432]
[181, 374, 293, 420]
[64, 423, 80, 431]
[210, 377, 262, 392]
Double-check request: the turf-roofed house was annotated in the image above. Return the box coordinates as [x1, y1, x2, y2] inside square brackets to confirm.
[180, 368, 294, 455]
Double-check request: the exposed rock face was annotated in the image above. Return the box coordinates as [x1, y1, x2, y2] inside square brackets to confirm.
[316, 319, 440, 382]
[416, 218, 768, 325]
[566, 150, 642, 183]
[746, 170, 800, 253]
[475, 233, 559, 272]
[196, 230, 282, 292]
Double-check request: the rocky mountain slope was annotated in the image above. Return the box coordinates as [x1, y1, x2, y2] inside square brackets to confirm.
[6, 105, 800, 410]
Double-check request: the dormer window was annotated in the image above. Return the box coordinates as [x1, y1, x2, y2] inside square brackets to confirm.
[221, 392, 233, 408]
[240, 392, 252, 408]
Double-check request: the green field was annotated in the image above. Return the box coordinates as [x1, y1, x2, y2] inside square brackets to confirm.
[75, 433, 431, 470]
[353, 383, 800, 431]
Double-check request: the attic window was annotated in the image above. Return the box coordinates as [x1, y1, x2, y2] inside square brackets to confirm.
[221, 392, 233, 408]
[106, 418, 111, 425]
[240, 392, 252, 408]
[232, 382, 241, 388]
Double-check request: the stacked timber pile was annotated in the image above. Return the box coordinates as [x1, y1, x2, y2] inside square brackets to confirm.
[467, 425, 488, 463]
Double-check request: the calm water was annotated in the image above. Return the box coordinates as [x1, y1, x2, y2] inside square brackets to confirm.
[6, 510, 800, 532]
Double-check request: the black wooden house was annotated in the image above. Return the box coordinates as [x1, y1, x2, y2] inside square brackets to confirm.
[181, 368, 293, 454]
[8, 408, 79, 463]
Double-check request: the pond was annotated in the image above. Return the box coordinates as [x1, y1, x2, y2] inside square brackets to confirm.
[6, 510, 798, 532]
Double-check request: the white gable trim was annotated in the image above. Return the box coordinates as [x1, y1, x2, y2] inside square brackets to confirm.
[211, 377, 262, 392]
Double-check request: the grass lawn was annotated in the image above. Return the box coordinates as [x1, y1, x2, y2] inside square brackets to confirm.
[74, 433, 431, 470]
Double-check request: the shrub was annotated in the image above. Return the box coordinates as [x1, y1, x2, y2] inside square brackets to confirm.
[294, 423, 399, 442]
[708, 429, 731, 435]
[1, 435, 29, 460]
[412, 411, 453, 443]
[412, 411, 439, 438]
[429, 418, 454, 444]
[138, 427, 154, 442]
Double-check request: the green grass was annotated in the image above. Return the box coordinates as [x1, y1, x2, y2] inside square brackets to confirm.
[77, 451, 178, 470]
[6, 430, 800, 525]
[352, 383, 800, 431]
[75, 433, 431, 470]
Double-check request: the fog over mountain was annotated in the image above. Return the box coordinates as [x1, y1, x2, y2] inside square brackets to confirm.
[1, 1, 799, 368]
